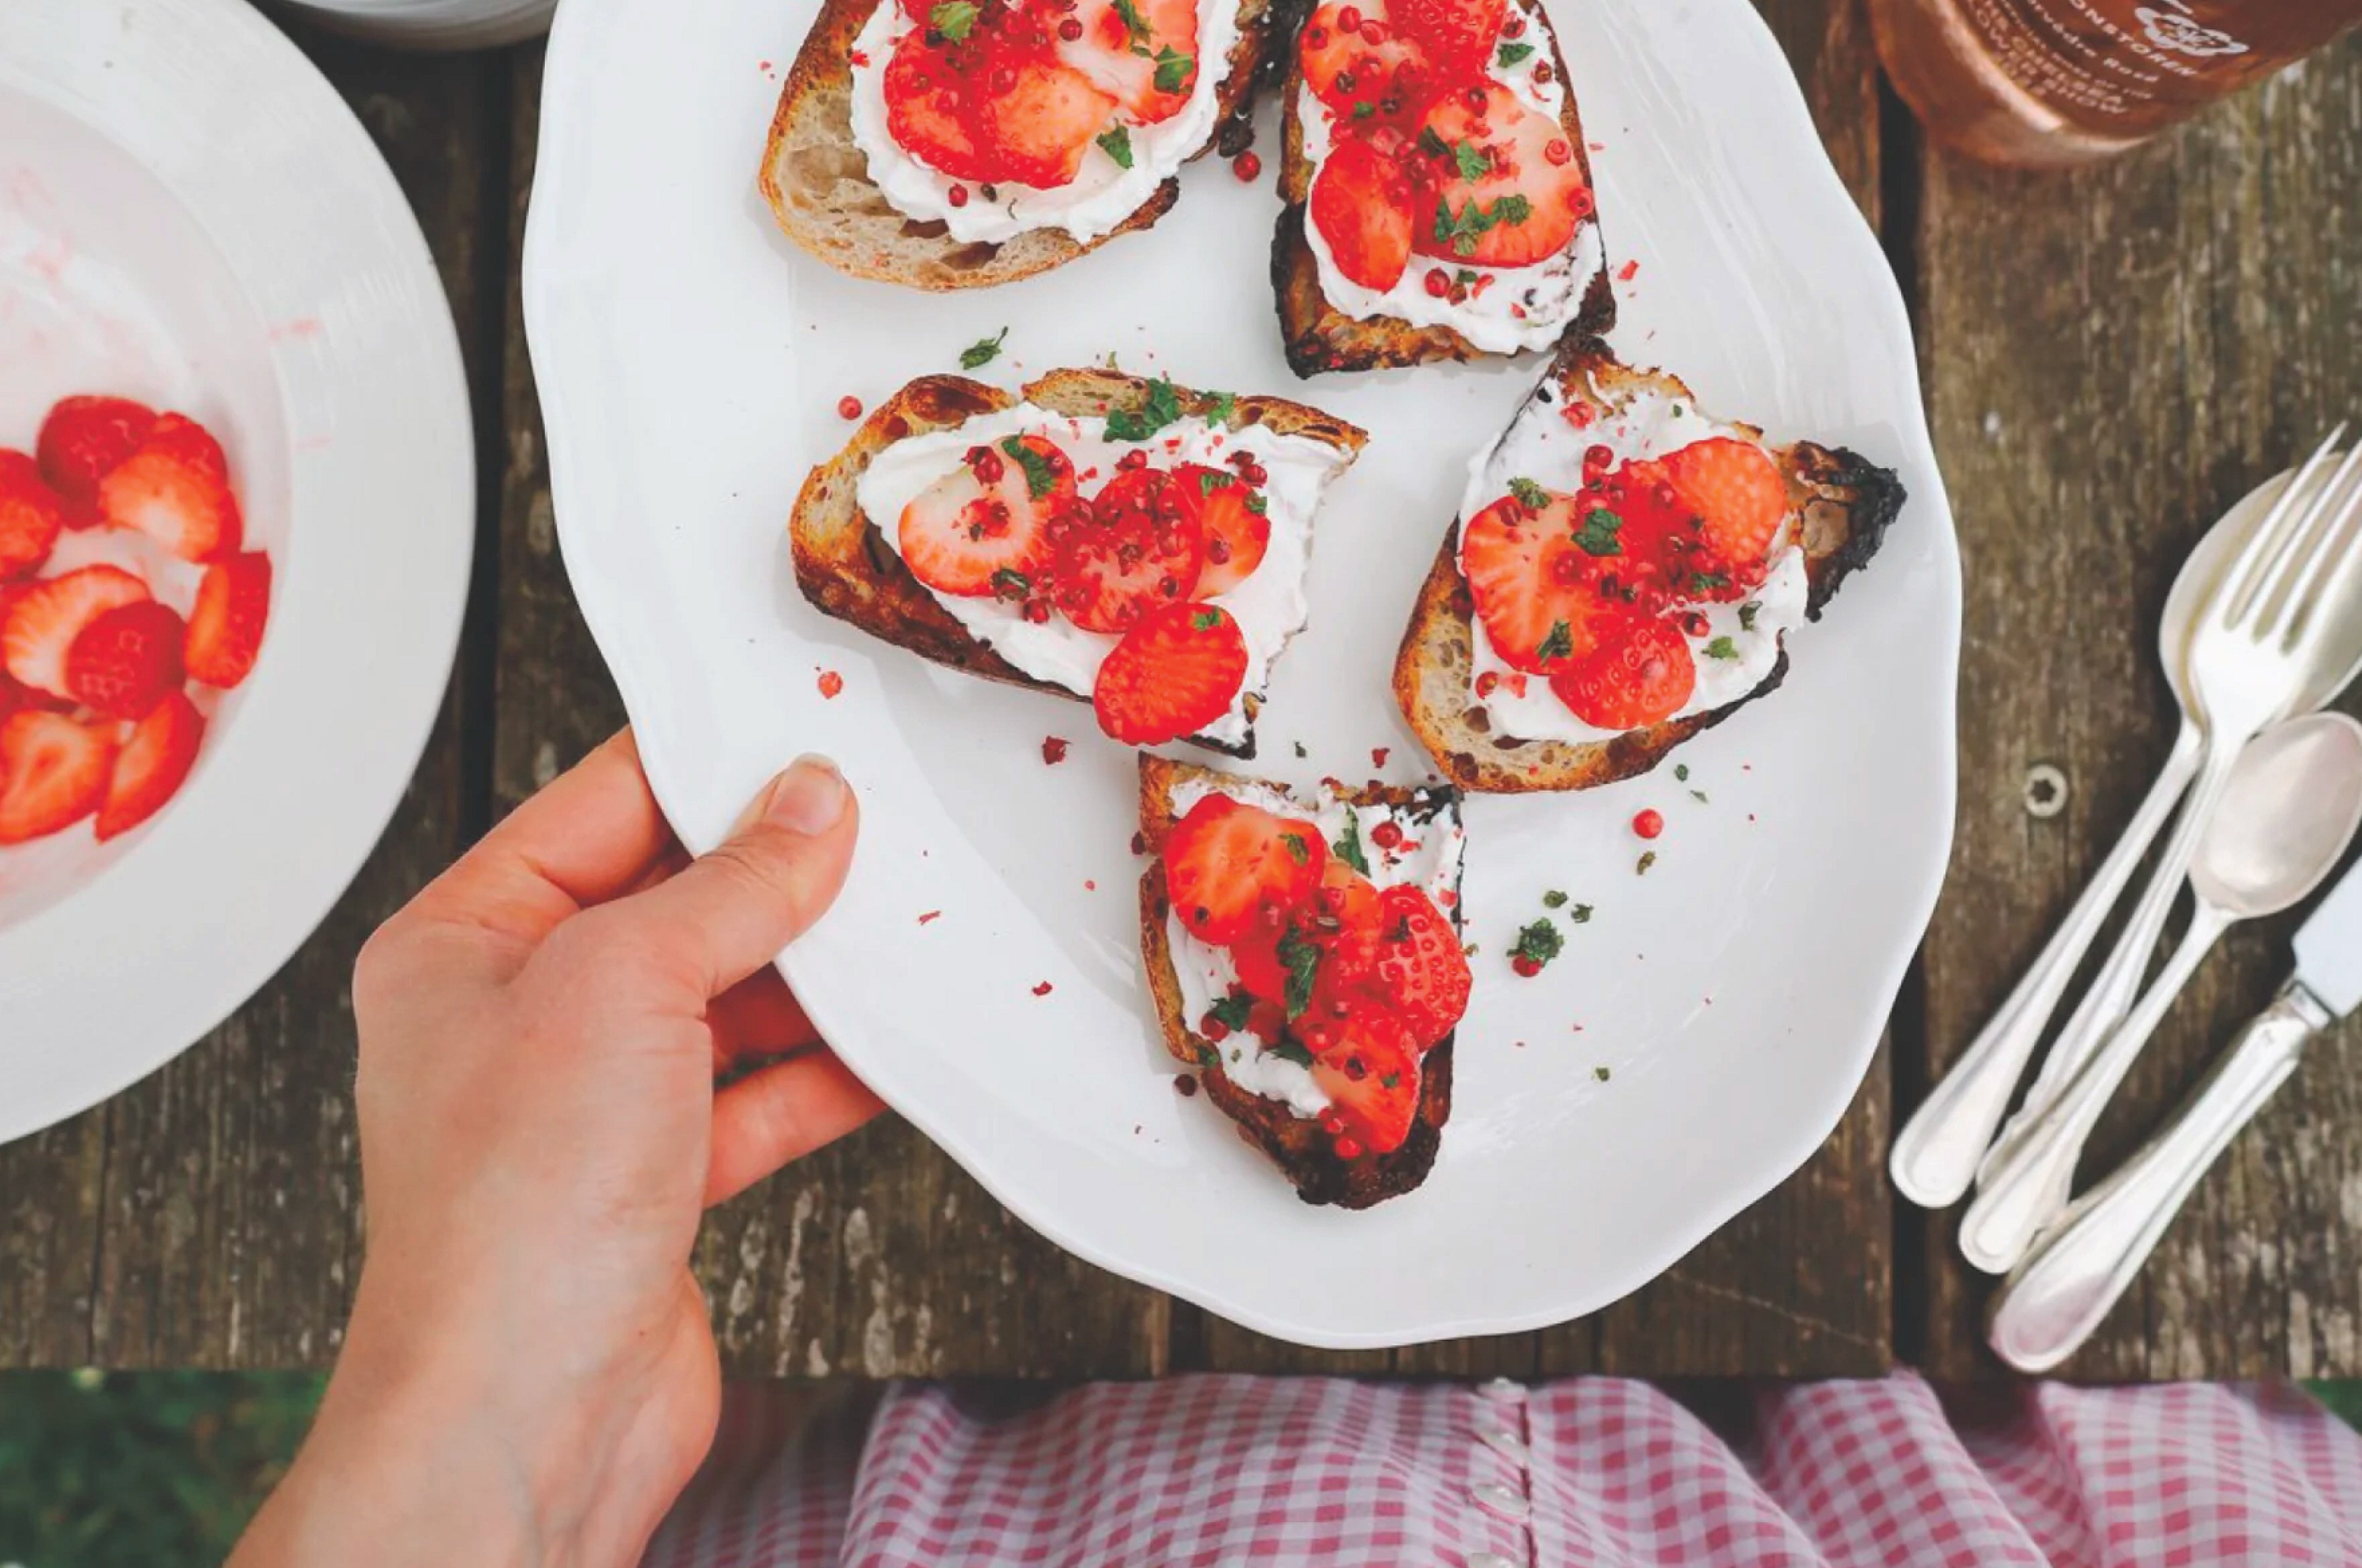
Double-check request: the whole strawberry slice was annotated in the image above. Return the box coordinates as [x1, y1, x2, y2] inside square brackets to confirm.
[2, 564, 151, 701]
[1309, 1011, 1422, 1155]
[0, 451, 64, 579]
[883, 31, 1000, 182]
[898, 435, 1071, 599]
[98, 412, 243, 561]
[0, 710, 115, 844]
[1550, 609, 1696, 731]
[1162, 789, 1327, 945]
[972, 44, 1119, 189]
[38, 396, 157, 529]
[1413, 83, 1588, 268]
[1348, 883, 1469, 1050]
[66, 600, 187, 720]
[1050, 467, 1203, 632]
[1389, 0, 1506, 78]
[1299, 2, 1428, 124]
[96, 690, 206, 841]
[185, 551, 272, 689]
[1309, 137, 1417, 292]
[1175, 465, 1270, 597]
[1095, 600, 1247, 746]
[1461, 490, 1612, 674]
[1666, 437, 1786, 570]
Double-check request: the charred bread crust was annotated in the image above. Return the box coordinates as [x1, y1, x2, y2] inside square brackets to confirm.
[1392, 341, 1908, 794]
[762, 0, 1285, 290]
[789, 371, 1367, 761]
[1270, 9, 1614, 377]
[1137, 754, 1459, 1210]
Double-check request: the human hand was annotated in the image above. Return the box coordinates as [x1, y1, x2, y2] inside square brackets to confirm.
[234, 732, 884, 1568]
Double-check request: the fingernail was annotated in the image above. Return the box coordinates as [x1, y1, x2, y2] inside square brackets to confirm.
[762, 754, 847, 837]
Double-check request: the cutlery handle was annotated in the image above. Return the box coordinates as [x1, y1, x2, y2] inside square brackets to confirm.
[1988, 981, 2328, 1373]
[1959, 903, 2233, 1274]
[1982, 740, 2240, 1182]
[1891, 725, 2203, 1208]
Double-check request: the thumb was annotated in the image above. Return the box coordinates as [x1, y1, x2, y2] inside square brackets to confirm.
[621, 755, 858, 996]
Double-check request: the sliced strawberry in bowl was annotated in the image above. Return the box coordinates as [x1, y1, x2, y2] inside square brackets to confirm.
[883, 30, 1001, 181]
[1309, 136, 1418, 292]
[1309, 1011, 1422, 1155]
[1413, 83, 1588, 268]
[1550, 609, 1697, 731]
[185, 551, 272, 690]
[1163, 791, 1327, 945]
[972, 44, 1119, 189]
[1096, 600, 1249, 746]
[98, 412, 243, 561]
[66, 600, 187, 721]
[2, 564, 151, 701]
[0, 451, 64, 580]
[1666, 437, 1788, 572]
[0, 710, 116, 845]
[37, 396, 157, 530]
[1061, 0, 1201, 123]
[1049, 466, 1203, 632]
[899, 436, 1071, 599]
[95, 690, 206, 842]
[1176, 464, 1270, 596]
[1388, 0, 1505, 78]
[1461, 490, 1614, 675]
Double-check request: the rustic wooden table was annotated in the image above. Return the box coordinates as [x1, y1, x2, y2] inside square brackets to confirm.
[3, 4, 2358, 1382]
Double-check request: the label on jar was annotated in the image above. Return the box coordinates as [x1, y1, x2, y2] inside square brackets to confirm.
[1952, 0, 2348, 124]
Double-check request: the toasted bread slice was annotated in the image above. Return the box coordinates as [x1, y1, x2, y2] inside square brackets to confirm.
[762, 0, 1291, 291]
[1137, 755, 1464, 1210]
[791, 369, 1366, 759]
[1394, 341, 1907, 794]
[1271, 0, 1614, 376]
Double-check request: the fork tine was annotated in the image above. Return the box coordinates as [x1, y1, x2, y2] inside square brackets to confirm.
[2222, 424, 2351, 625]
[2277, 444, 2362, 649]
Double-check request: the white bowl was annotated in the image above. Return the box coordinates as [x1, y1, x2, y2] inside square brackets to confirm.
[271, 0, 557, 50]
[526, 0, 1960, 1346]
[0, 0, 474, 1143]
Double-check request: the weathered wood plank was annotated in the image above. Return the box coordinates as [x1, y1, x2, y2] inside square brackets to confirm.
[72, 27, 504, 1367]
[1912, 39, 2362, 1377]
[492, 45, 1171, 1379]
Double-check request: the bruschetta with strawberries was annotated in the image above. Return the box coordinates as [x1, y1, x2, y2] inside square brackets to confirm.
[1394, 340, 1907, 793]
[1272, 0, 1613, 375]
[791, 369, 1365, 756]
[1138, 754, 1470, 1208]
[763, 0, 1293, 290]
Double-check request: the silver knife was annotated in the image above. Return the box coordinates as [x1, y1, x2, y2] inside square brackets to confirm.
[1987, 853, 2362, 1373]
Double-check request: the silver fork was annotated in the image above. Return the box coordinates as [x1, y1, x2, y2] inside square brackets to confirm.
[1957, 433, 2362, 1274]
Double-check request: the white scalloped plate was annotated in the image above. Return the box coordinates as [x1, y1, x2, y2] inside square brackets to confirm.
[0, 0, 472, 1144]
[527, 0, 1959, 1347]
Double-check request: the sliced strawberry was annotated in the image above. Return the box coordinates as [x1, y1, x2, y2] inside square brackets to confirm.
[882, 31, 1001, 181]
[1176, 465, 1270, 596]
[1049, 467, 1203, 632]
[1340, 883, 1468, 1050]
[1299, 2, 1428, 123]
[0, 451, 64, 579]
[899, 436, 1072, 599]
[97, 412, 242, 561]
[1309, 136, 1418, 292]
[1550, 609, 1696, 731]
[0, 710, 115, 844]
[972, 45, 1119, 189]
[37, 396, 156, 529]
[1388, 0, 1506, 78]
[1, 565, 151, 700]
[1309, 1011, 1422, 1155]
[1666, 438, 1786, 569]
[1461, 491, 1615, 674]
[1413, 83, 1587, 268]
[1060, 0, 1200, 122]
[1164, 790, 1327, 944]
[95, 689, 205, 841]
[66, 600, 187, 720]
[184, 551, 272, 690]
[1094, 600, 1248, 746]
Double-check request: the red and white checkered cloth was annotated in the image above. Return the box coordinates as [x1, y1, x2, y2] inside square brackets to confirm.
[642, 1373, 2362, 1566]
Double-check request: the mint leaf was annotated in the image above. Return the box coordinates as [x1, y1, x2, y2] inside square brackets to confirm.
[1103, 376, 1183, 442]
[1511, 919, 1564, 966]
[1508, 476, 1550, 511]
[1334, 814, 1370, 876]
[1269, 1039, 1315, 1068]
[1110, 0, 1152, 48]
[959, 326, 1008, 369]
[1452, 140, 1492, 182]
[1281, 831, 1312, 865]
[930, 0, 978, 39]
[1704, 636, 1740, 660]
[1000, 437, 1059, 499]
[1152, 45, 1192, 93]
[1535, 619, 1573, 664]
[1208, 991, 1254, 1033]
[1497, 40, 1535, 66]
[989, 567, 1032, 600]
[1541, 890, 1568, 908]
[1096, 125, 1134, 170]
[1739, 600, 1762, 631]
[1575, 507, 1624, 556]
[1277, 927, 1322, 1020]
[1208, 391, 1238, 427]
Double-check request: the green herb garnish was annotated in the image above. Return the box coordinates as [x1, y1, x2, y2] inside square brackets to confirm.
[1739, 600, 1761, 631]
[1704, 636, 1739, 660]
[1508, 476, 1551, 511]
[1103, 376, 1183, 442]
[1535, 619, 1573, 664]
[1452, 140, 1492, 182]
[1335, 814, 1371, 876]
[1269, 1040, 1315, 1068]
[1096, 125, 1134, 170]
[1110, 0, 1152, 47]
[1497, 40, 1536, 67]
[1152, 46, 1193, 93]
[990, 567, 1032, 600]
[1636, 851, 1657, 875]
[1511, 919, 1564, 967]
[1574, 507, 1624, 556]
[1207, 391, 1238, 427]
[1000, 437, 1059, 498]
[1542, 890, 1568, 908]
[1278, 927, 1323, 1020]
[1208, 992, 1254, 1033]
[930, 0, 978, 38]
[1691, 571, 1730, 594]
[959, 326, 1008, 369]
[1569, 903, 1594, 923]
[1354, 101, 1377, 119]
[1193, 608, 1224, 631]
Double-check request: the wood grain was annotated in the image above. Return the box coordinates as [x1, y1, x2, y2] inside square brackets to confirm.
[1911, 37, 2362, 1377]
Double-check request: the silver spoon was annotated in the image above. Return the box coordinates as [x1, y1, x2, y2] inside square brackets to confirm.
[1894, 447, 2362, 1210]
[1961, 711, 2362, 1275]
